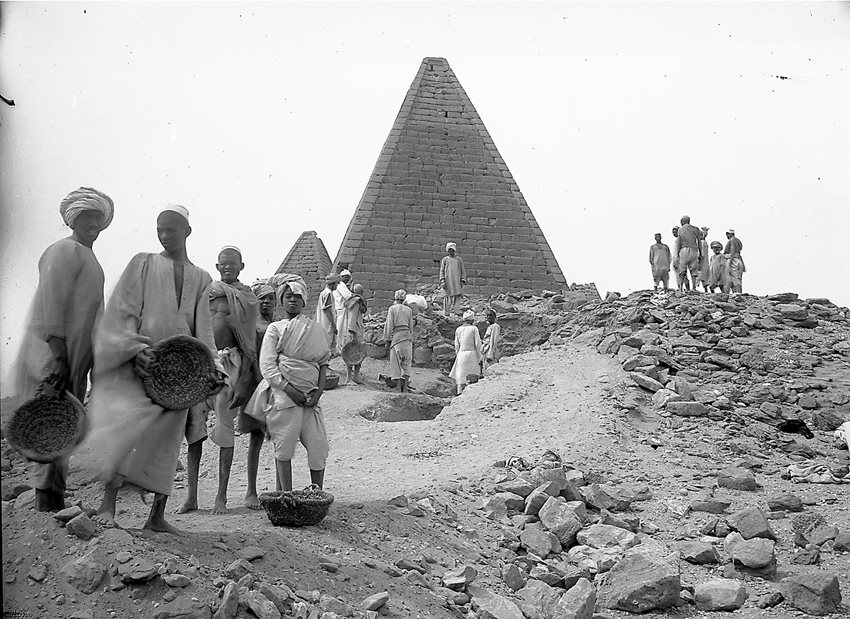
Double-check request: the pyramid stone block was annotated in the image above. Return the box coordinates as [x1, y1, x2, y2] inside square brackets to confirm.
[335, 57, 566, 310]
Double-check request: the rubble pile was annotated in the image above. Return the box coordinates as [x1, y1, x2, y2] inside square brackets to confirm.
[561, 291, 850, 446]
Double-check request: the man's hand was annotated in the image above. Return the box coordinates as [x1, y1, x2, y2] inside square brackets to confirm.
[133, 348, 155, 378]
[283, 383, 308, 407]
[304, 386, 324, 408]
[45, 336, 69, 392]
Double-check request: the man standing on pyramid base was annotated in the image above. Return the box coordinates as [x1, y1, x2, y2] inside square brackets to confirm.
[440, 242, 466, 314]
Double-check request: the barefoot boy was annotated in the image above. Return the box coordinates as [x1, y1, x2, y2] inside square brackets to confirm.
[179, 246, 259, 515]
[255, 282, 331, 490]
[84, 205, 224, 533]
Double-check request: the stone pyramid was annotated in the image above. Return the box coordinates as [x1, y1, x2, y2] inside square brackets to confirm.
[276, 230, 332, 313]
[335, 56, 566, 310]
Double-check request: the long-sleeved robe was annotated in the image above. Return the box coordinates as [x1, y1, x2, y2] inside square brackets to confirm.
[79, 253, 221, 496]
[315, 287, 337, 354]
[440, 254, 466, 311]
[648, 243, 671, 284]
[482, 322, 502, 373]
[723, 237, 746, 290]
[340, 294, 367, 352]
[13, 237, 104, 491]
[449, 324, 482, 385]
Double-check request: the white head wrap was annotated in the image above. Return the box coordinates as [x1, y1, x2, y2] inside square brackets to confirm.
[59, 187, 114, 230]
[219, 245, 242, 259]
[446, 242, 457, 252]
[161, 203, 190, 224]
[727, 228, 735, 234]
[282, 280, 308, 301]
[339, 269, 351, 277]
[394, 289, 407, 301]
[462, 310, 475, 322]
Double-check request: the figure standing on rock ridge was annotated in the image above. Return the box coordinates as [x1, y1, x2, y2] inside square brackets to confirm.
[671, 226, 686, 291]
[708, 241, 729, 293]
[440, 242, 466, 314]
[450, 310, 483, 396]
[12, 187, 114, 512]
[649, 233, 672, 291]
[698, 226, 711, 291]
[675, 216, 704, 292]
[724, 229, 746, 293]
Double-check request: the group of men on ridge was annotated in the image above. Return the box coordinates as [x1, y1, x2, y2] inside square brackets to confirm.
[649, 215, 746, 294]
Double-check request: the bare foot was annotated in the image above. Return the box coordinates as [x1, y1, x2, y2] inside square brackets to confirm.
[93, 510, 118, 528]
[144, 517, 182, 535]
[175, 499, 197, 514]
[212, 498, 228, 515]
[243, 494, 261, 510]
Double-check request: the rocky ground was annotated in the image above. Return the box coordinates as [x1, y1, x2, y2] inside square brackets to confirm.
[2, 289, 849, 619]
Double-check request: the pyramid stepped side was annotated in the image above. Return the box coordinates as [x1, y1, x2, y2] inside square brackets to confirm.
[335, 57, 566, 311]
[276, 230, 333, 314]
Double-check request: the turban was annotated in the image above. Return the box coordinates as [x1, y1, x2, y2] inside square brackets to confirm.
[219, 245, 242, 259]
[339, 269, 351, 277]
[446, 242, 457, 252]
[710, 241, 723, 249]
[325, 273, 341, 284]
[282, 281, 308, 301]
[161, 203, 190, 224]
[59, 187, 114, 230]
[394, 289, 407, 301]
[252, 283, 275, 299]
[352, 284, 364, 295]
[462, 310, 475, 322]
[727, 228, 735, 234]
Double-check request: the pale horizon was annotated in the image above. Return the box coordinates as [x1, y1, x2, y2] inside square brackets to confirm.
[2, 2, 849, 390]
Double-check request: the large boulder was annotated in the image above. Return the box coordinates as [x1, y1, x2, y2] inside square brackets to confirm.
[538, 497, 583, 547]
[717, 465, 758, 491]
[576, 524, 638, 550]
[152, 596, 213, 619]
[779, 571, 842, 616]
[516, 579, 562, 619]
[579, 484, 632, 512]
[554, 578, 595, 619]
[694, 579, 748, 611]
[359, 393, 447, 422]
[596, 542, 681, 613]
[60, 549, 107, 594]
[726, 507, 776, 540]
[467, 585, 524, 619]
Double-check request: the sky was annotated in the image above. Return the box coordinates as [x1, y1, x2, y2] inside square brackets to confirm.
[1, 2, 849, 389]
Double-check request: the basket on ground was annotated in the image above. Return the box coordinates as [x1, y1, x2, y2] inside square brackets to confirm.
[341, 341, 367, 366]
[7, 389, 87, 463]
[258, 486, 334, 526]
[143, 335, 223, 410]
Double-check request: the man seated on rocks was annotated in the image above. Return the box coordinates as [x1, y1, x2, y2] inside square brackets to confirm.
[246, 281, 330, 491]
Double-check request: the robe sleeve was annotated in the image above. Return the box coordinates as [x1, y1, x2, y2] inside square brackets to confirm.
[34, 240, 82, 340]
[492, 324, 501, 359]
[93, 253, 153, 375]
[383, 306, 395, 341]
[474, 327, 483, 358]
[193, 276, 225, 373]
[259, 322, 285, 391]
[454, 326, 461, 354]
[439, 257, 447, 282]
[459, 257, 466, 283]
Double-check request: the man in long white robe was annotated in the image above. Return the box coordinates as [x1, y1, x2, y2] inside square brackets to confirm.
[82, 205, 224, 533]
[12, 187, 114, 512]
[315, 273, 339, 355]
[440, 242, 466, 313]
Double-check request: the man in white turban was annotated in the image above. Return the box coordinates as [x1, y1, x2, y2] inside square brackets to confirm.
[316, 272, 341, 355]
[11, 187, 114, 511]
[440, 242, 466, 314]
[381, 289, 414, 392]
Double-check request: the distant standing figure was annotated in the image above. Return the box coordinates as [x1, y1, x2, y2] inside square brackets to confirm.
[449, 311, 482, 396]
[13, 187, 114, 512]
[341, 283, 367, 385]
[724, 229, 746, 293]
[316, 273, 340, 355]
[440, 242, 466, 314]
[676, 216, 703, 292]
[698, 227, 710, 291]
[671, 226, 685, 291]
[648, 233, 672, 291]
[333, 269, 352, 342]
[382, 289, 413, 393]
[482, 309, 501, 374]
[707, 241, 729, 293]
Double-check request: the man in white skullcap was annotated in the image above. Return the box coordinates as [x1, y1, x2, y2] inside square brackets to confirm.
[381, 289, 414, 392]
[316, 272, 340, 355]
[82, 204, 225, 533]
[332, 269, 352, 344]
[178, 245, 262, 515]
[723, 229, 746, 293]
[440, 242, 466, 314]
[11, 187, 114, 511]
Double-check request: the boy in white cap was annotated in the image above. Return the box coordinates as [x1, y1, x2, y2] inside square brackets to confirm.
[178, 245, 261, 515]
[12, 187, 114, 511]
[316, 273, 340, 355]
[440, 242, 466, 313]
[382, 289, 413, 392]
[84, 205, 225, 533]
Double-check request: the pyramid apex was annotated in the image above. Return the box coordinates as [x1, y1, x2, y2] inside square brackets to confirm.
[422, 56, 449, 65]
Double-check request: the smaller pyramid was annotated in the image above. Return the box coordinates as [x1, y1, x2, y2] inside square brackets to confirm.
[276, 231, 333, 313]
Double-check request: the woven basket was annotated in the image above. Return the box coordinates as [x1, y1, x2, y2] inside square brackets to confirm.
[323, 370, 340, 391]
[258, 486, 334, 527]
[7, 388, 87, 463]
[143, 335, 223, 410]
[341, 341, 367, 366]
